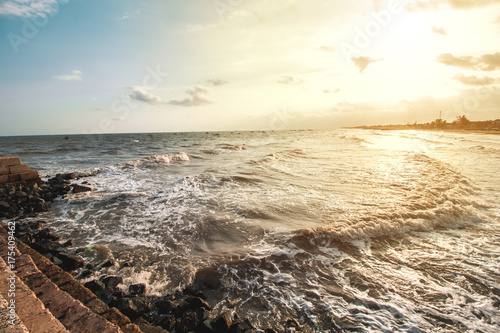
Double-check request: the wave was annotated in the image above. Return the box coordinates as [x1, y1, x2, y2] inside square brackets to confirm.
[118, 152, 190, 169]
[295, 153, 489, 242]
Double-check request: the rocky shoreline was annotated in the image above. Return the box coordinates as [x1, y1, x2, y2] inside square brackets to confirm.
[0, 174, 299, 333]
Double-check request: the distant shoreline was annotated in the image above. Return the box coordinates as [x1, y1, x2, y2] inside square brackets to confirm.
[349, 125, 500, 135]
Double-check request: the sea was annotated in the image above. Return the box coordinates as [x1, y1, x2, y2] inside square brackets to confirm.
[1, 129, 499, 332]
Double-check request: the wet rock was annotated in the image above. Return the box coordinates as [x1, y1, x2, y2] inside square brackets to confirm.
[101, 275, 124, 290]
[229, 319, 254, 333]
[79, 269, 93, 278]
[52, 256, 63, 266]
[61, 239, 75, 247]
[187, 296, 211, 311]
[129, 283, 147, 296]
[72, 184, 93, 193]
[212, 312, 232, 331]
[62, 172, 77, 180]
[58, 253, 85, 270]
[100, 258, 115, 268]
[84, 280, 106, 293]
[155, 314, 176, 331]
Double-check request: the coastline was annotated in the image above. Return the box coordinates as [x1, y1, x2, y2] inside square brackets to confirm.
[349, 125, 500, 135]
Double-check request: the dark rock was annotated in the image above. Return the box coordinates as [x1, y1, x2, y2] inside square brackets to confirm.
[72, 184, 93, 193]
[129, 283, 147, 296]
[61, 239, 75, 247]
[84, 280, 106, 293]
[212, 312, 232, 332]
[156, 298, 175, 314]
[79, 269, 93, 278]
[0, 201, 10, 211]
[229, 319, 254, 333]
[84, 263, 95, 270]
[121, 262, 131, 268]
[58, 253, 85, 270]
[101, 275, 123, 290]
[265, 329, 278, 333]
[62, 172, 77, 180]
[52, 257, 63, 265]
[114, 298, 140, 319]
[195, 320, 215, 333]
[187, 297, 211, 311]
[100, 258, 115, 268]
[155, 314, 176, 331]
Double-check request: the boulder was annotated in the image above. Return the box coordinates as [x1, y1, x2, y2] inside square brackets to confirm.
[72, 184, 93, 193]
[129, 283, 147, 296]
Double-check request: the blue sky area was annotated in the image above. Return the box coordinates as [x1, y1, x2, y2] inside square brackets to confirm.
[1, 0, 499, 135]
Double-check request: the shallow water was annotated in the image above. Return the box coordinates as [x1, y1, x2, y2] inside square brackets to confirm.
[2, 129, 499, 332]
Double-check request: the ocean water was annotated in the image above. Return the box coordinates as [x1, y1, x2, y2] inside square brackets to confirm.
[1, 129, 499, 332]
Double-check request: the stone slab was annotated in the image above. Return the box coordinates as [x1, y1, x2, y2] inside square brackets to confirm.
[8, 174, 20, 182]
[19, 170, 39, 181]
[0, 157, 21, 168]
[0, 166, 8, 175]
[9, 165, 29, 174]
[0, 175, 8, 184]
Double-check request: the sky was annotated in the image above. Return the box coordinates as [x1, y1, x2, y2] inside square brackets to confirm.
[0, 0, 499, 135]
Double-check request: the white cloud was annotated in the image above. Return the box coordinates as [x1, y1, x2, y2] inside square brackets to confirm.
[0, 0, 66, 18]
[205, 78, 228, 86]
[407, 0, 500, 11]
[431, 26, 447, 35]
[51, 69, 82, 81]
[319, 46, 335, 52]
[128, 86, 163, 105]
[277, 76, 304, 85]
[437, 52, 500, 71]
[168, 85, 212, 107]
[454, 74, 499, 86]
[351, 56, 382, 73]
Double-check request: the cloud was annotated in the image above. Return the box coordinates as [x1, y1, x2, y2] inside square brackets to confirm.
[168, 85, 212, 107]
[431, 26, 447, 35]
[323, 88, 341, 93]
[437, 53, 500, 71]
[407, 0, 500, 11]
[205, 79, 228, 86]
[319, 46, 335, 52]
[0, 0, 65, 18]
[454, 74, 499, 86]
[128, 86, 163, 105]
[51, 69, 82, 81]
[277, 76, 304, 85]
[351, 56, 382, 73]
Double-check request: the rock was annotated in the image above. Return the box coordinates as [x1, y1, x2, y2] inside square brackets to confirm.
[155, 315, 176, 331]
[114, 298, 140, 319]
[72, 184, 93, 193]
[62, 172, 77, 180]
[129, 283, 147, 296]
[100, 258, 115, 268]
[0, 201, 10, 211]
[52, 257, 63, 266]
[58, 253, 85, 270]
[187, 297, 211, 311]
[79, 269, 93, 278]
[212, 312, 232, 332]
[101, 275, 124, 290]
[84, 280, 106, 293]
[61, 239, 75, 247]
[229, 319, 254, 333]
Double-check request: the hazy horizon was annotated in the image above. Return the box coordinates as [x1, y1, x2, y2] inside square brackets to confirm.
[1, 0, 499, 136]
